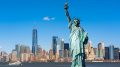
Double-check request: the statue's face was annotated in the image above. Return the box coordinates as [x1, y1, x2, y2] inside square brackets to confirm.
[74, 18, 80, 27]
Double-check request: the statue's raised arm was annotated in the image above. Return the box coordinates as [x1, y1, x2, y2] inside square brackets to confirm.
[64, 1, 88, 67]
[64, 3, 72, 24]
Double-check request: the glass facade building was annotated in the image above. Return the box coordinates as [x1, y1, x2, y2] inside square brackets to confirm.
[32, 29, 38, 56]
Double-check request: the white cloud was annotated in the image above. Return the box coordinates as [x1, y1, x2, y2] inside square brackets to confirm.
[43, 16, 55, 21]
[43, 16, 50, 21]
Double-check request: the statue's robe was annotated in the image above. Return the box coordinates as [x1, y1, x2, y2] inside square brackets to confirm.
[69, 23, 88, 67]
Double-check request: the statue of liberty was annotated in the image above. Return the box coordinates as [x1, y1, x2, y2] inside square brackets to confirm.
[64, 1, 88, 67]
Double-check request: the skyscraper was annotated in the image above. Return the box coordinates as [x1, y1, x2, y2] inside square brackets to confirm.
[10, 50, 17, 62]
[93, 48, 97, 58]
[85, 41, 95, 60]
[60, 39, 64, 51]
[64, 43, 69, 57]
[105, 47, 109, 60]
[59, 39, 64, 58]
[20, 45, 30, 53]
[0, 51, 9, 62]
[109, 45, 114, 60]
[32, 28, 38, 56]
[119, 52, 120, 60]
[98, 42, 105, 59]
[64, 43, 69, 50]
[49, 49, 53, 60]
[64, 49, 68, 58]
[52, 36, 58, 55]
[15, 44, 20, 58]
[114, 48, 119, 60]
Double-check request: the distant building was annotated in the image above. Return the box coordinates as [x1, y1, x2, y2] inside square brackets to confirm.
[32, 28, 38, 56]
[109, 45, 114, 60]
[20, 53, 30, 62]
[60, 39, 64, 51]
[85, 41, 95, 60]
[42, 50, 47, 57]
[93, 48, 97, 58]
[98, 42, 105, 59]
[64, 43, 69, 57]
[36, 45, 41, 53]
[36, 45, 42, 61]
[56, 42, 60, 59]
[114, 48, 119, 60]
[64, 43, 69, 50]
[2, 55, 9, 62]
[104, 47, 109, 60]
[15, 44, 31, 62]
[20, 45, 25, 53]
[64, 49, 68, 58]
[52, 36, 64, 59]
[0, 51, 9, 62]
[59, 39, 64, 58]
[119, 52, 120, 60]
[52, 36, 58, 55]
[56, 48, 59, 60]
[10, 50, 17, 62]
[20, 45, 30, 53]
[49, 49, 53, 60]
[15, 44, 20, 58]
[29, 53, 34, 62]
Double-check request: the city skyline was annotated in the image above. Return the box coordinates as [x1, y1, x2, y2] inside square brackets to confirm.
[0, 39, 120, 63]
[0, 0, 120, 52]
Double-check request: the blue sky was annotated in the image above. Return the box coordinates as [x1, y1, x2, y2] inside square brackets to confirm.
[0, 0, 120, 52]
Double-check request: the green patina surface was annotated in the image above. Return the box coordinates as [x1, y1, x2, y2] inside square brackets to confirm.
[69, 24, 87, 67]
